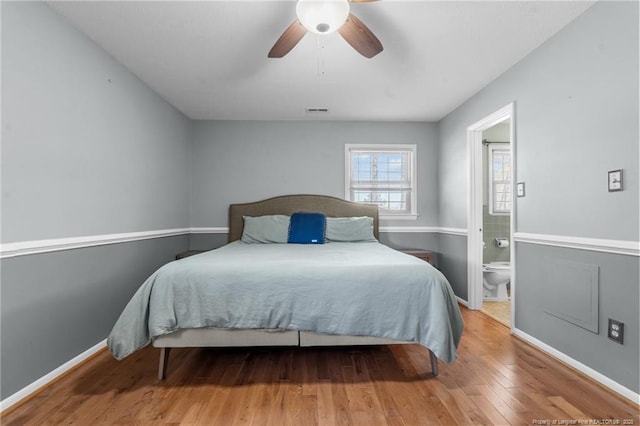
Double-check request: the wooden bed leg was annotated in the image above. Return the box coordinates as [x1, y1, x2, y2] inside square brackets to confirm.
[429, 350, 439, 377]
[158, 348, 171, 380]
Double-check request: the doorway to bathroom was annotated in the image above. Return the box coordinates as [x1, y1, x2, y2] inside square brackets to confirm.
[466, 103, 515, 330]
[480, 121, 512, 326]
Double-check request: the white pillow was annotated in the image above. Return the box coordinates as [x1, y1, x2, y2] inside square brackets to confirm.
[326, 217, 376, 242]
[241, 215, 290, 243]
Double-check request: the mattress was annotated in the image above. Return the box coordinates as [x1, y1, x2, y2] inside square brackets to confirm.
[107, 241, 463, 363]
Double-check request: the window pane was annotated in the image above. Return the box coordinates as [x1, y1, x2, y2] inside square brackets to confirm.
[351, 189, 410, 213]
[377, 156, 389, 172]
[489, 148, 512, 214]
[348, 146, 415, 215]
[493, 160, 503, 174]
[388, 172, 402, 181]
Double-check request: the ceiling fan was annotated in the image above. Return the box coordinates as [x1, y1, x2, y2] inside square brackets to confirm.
[268, 0, 383, 59]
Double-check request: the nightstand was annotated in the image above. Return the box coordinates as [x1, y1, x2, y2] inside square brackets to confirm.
[399, 248, 435, 266]
[175, 250, 207, 260]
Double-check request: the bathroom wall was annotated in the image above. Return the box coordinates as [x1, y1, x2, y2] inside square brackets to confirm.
[482, 123, 511, 264]
[482, 205, 510, 263]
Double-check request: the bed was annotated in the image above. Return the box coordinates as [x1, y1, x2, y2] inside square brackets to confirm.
[107, 194, 463, 380]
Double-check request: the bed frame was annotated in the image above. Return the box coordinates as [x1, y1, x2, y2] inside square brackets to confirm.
[153, 194, 438, 379]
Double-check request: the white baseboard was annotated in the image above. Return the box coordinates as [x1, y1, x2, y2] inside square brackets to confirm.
[0, 339, 107, 413]
[456, 296, 468, 306]
[513, 328, 640, 405]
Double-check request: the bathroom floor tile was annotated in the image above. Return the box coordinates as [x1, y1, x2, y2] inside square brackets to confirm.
[482, 300, 510, 326]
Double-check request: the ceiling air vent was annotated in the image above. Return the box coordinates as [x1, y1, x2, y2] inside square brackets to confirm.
[306, 107, 329, 113]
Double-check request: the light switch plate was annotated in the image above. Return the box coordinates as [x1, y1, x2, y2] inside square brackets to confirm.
[516, 182, 525, 197]
[608, 169, 623, 192]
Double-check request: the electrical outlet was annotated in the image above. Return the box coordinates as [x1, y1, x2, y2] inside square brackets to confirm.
[608, 319, 624, 344]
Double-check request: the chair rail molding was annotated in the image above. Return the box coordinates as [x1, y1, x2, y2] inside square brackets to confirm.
[1, 226, 470, 259]
[514, 232, 639, 257]
[0, 228, 191, 259]
[4, 229, 635, 260]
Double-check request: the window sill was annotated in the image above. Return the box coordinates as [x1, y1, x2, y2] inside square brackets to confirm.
[380, 214, 419, 221]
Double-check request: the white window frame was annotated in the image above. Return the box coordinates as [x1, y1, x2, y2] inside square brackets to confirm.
[488, 144, 512, 215]
[344, 144, 418, 220]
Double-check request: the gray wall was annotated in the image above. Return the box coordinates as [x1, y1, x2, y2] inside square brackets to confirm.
[436, 234, 468, 301]
[516, 243, 639, 392]
[1, 2, 192, 243]
[1, 2, 191, 399]
[439, 1, 638, 239]
[1, 236, 188, 399]
[190, 120, 440, 228]
[438, 1, 639, 393]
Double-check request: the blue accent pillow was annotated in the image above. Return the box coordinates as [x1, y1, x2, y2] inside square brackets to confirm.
[288, 212, 326, 244]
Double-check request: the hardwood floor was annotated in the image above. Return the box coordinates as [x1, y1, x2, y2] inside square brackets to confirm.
[3, 307, 638, 425]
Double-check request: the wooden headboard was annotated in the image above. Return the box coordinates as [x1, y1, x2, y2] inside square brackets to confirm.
[228, 194, 379, 243]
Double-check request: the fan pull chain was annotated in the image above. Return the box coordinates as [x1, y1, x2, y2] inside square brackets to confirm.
[316, 35, 326, 77]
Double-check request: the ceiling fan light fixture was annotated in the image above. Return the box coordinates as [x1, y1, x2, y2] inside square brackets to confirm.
[296, 0, 350, 35]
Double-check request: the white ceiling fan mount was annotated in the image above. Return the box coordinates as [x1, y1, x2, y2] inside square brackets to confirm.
[268, 0, 383, 59]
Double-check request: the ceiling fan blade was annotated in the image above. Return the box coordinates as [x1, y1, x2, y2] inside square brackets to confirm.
[338, 13, 383, 58]
[268, 19, 307, 58]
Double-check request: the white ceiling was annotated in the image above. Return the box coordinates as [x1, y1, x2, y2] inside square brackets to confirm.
[48, 1, 596, 122]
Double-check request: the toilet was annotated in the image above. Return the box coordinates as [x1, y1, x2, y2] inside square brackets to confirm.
[482, 262, 510, 300]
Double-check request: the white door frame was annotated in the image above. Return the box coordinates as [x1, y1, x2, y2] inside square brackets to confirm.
[466, 103, 516, 327]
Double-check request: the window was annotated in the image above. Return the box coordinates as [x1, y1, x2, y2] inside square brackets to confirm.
[488, 145, 512, 215]
[345, 144, 417, 218]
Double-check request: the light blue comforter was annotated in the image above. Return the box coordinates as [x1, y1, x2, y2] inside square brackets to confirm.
[108, 242, 463, 363]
